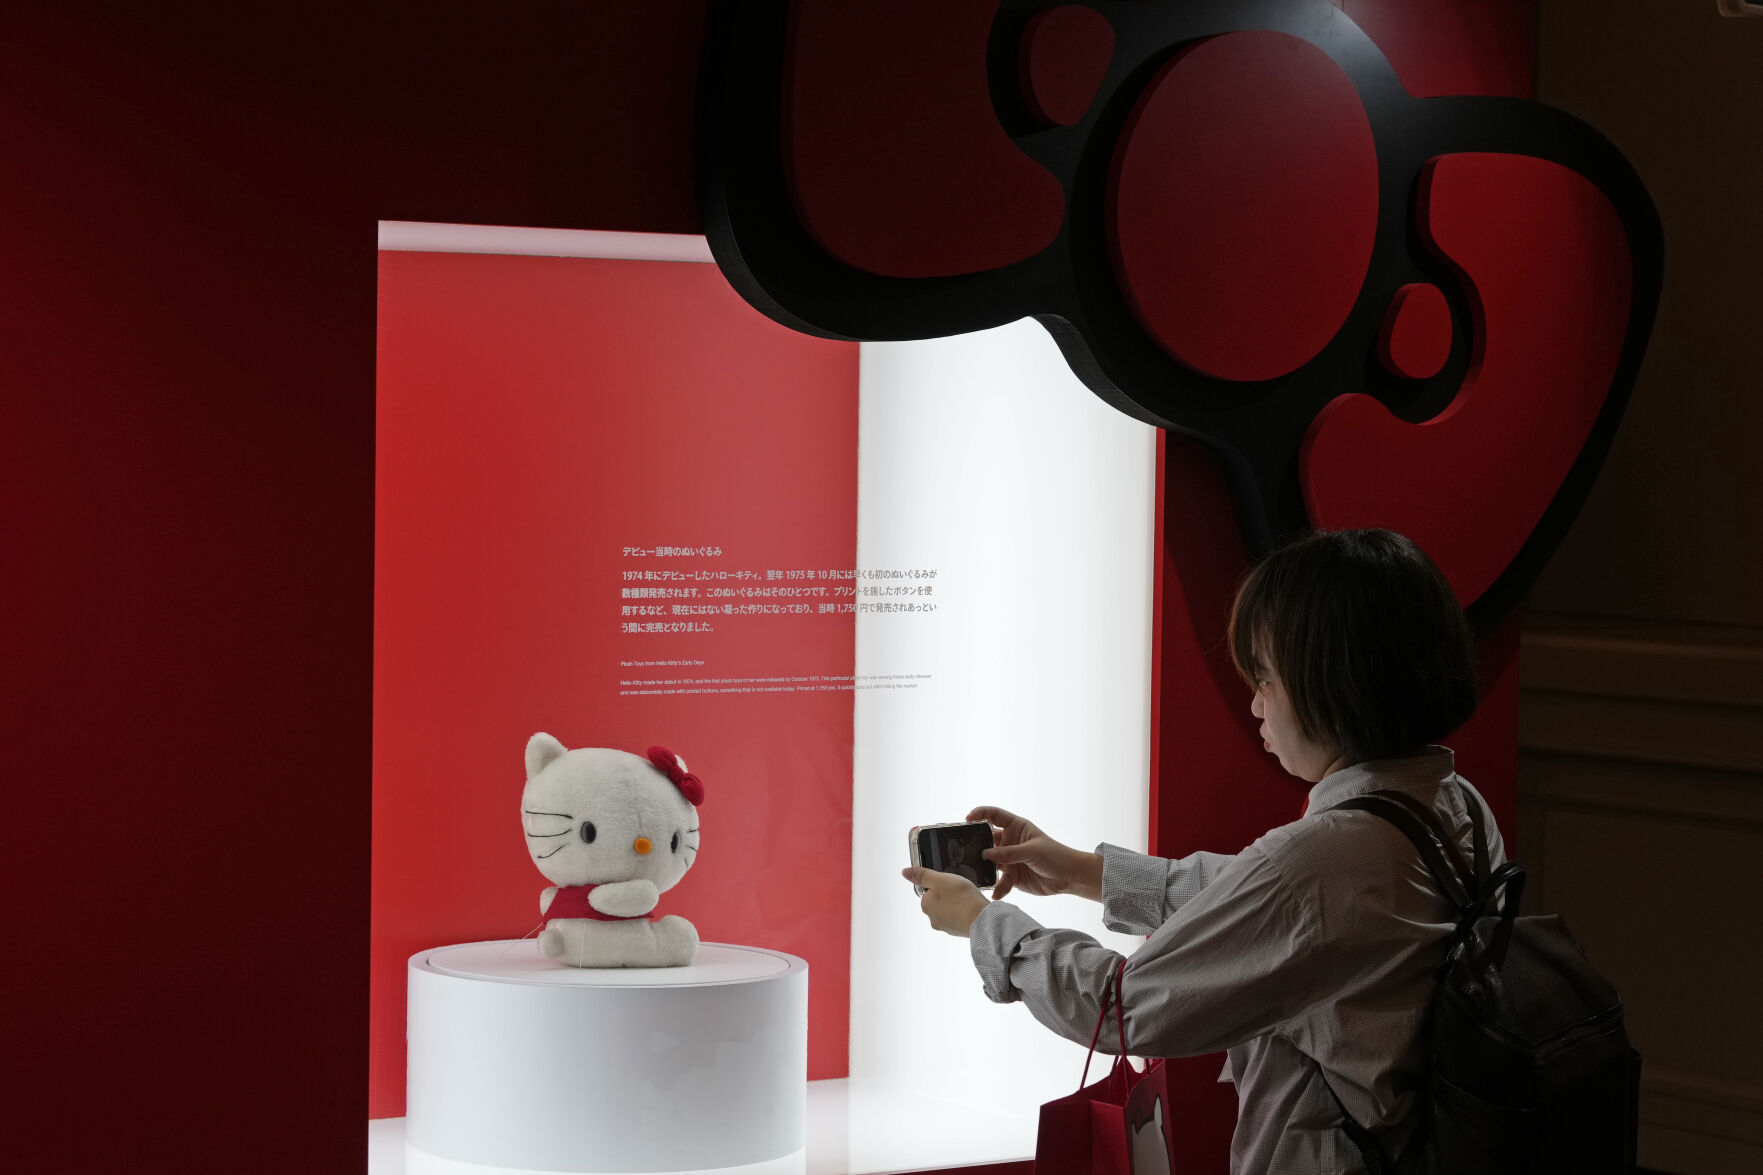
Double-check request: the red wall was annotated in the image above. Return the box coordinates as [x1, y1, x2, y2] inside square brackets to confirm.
[373, 249, 858, 1117]
[2, 3, 1532, 1171]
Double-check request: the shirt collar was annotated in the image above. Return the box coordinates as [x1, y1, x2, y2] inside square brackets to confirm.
[1303, 745, 1457, 815]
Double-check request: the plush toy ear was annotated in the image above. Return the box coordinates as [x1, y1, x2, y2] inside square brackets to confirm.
[525, 732, 568, 781]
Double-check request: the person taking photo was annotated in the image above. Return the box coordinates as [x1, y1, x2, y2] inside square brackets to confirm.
[902, 527, 1498, 1174]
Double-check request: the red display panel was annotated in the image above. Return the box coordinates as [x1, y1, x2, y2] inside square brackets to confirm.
[374, 248, 858, 1118]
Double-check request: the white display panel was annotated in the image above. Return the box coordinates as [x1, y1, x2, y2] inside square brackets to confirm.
[850, 319, 1159, 1122]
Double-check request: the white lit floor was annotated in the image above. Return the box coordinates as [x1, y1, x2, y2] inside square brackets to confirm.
[370, 1078, 1035, 1175]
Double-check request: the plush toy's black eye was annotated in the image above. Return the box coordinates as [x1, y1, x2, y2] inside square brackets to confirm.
[580, 822, 597, 844]
[671, 831, 680, 853]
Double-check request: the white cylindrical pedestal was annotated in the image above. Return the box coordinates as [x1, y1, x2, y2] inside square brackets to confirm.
[408, 941, 807, 1173]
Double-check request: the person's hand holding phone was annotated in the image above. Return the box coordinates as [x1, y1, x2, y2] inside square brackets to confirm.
[900, 866, 989, 937]
[967, 805, 1104, 902]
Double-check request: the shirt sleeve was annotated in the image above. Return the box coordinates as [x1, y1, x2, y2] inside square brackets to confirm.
[1098, 842, 1239, 935]
[972, 837, 1357, 1061]
[968, 900, 1132, 1054]
[1115, 842, 1334, 1058]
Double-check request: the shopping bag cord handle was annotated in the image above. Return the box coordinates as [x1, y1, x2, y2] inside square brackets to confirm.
[1078, 957, 1129, 1089]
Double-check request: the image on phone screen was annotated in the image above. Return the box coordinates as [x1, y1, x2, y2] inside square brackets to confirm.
[921, 822, 998, 889]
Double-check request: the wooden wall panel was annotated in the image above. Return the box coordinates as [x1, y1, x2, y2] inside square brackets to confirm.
[1518, 627, 1763, 1173]
[1525, 6, 1763, 1169]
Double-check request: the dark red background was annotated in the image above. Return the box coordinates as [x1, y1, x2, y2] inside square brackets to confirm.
[2, 3, 1533, 1172]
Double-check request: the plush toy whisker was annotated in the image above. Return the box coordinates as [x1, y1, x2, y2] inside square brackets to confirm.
[525, 830, 570, 838]
[524, 809, 573, 819]
[536, 842, 570, 859]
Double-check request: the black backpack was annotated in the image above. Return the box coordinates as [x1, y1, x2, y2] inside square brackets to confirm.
[1323, 787, 1641, 1174]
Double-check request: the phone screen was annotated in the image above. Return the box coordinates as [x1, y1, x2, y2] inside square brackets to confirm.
[918, 822, 997, 889]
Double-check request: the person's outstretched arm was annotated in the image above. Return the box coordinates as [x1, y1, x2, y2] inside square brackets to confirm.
[962, 840, 1332, 1060]
[969, 806, 1237, 936]
[1093, 843, 1238, 936]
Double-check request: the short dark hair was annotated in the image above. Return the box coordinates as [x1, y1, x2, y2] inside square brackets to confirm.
[1227, 528, 1478, 763]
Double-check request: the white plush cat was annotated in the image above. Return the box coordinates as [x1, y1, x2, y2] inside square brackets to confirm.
[521, 733, 703, 967]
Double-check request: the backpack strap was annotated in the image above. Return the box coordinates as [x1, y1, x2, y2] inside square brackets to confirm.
[1357, 788, 1479, 895]
[1330, 786, 1529, 967]
[1454, 791, 1527, 966]
[1328, 793, 1476, 916]
[1484, 863, 1524, 965]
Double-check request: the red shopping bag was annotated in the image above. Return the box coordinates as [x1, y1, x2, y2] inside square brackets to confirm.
[1034, 960, 1177, 1174]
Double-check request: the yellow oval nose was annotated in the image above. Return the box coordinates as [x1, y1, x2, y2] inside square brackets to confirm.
[633, 837, 652, 856]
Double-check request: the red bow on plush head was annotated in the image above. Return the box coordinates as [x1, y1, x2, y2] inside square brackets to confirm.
[646, 745, 706, 806]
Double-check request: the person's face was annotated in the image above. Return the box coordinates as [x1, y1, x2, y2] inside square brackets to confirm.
[1249, 652, 1344, 783]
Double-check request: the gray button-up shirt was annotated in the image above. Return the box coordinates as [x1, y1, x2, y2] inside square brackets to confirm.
[968, 747, 1503, 1174]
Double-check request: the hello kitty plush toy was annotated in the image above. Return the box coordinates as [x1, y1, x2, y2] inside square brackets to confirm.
[520, 733, 704, 967]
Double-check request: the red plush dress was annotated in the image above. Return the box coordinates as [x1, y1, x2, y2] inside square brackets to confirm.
[544, 883, 658, 922]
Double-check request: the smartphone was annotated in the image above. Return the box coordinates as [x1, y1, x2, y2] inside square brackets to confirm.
[907, 821, 998, 895]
